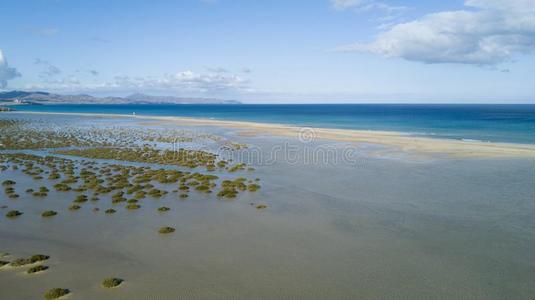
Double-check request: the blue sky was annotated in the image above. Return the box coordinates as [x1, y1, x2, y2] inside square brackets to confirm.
[1, 0, 534, 103]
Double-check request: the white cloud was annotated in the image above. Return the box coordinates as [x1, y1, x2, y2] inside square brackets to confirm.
[335, 0, 535, 65]
[206, 67, 228, 73]
[33, 27, 59, 37]
[331, 0, 364, 9]
[112, 71, 248, 92]
[0, 50, 21, 89]
[330, 0, 408, 14]
[34, 58, 62, 77]
[331, 0, 408, 25]
[24, 70, 250, 94]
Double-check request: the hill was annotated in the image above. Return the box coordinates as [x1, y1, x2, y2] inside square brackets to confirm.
[0, 91, 241, 105]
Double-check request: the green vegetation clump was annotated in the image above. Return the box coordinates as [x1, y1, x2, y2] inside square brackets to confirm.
[56, 146, 225, 170]
[228, 163, 247, 173]
[31, 254, 49, 262]
[48, 173, 60, 180]
[157, 207, 170, 212]
[10, 254, 49, 267]
[102, 277, 124, 288]
[2, 180, 16, 186]
[195, 184, 212, 193]
[217, 189, 237, 198]
[53, 183, 71, 192]
[69, 205, 81, 211]
[6, 210, 23, 218]
[27, 265, 49, 274]
[0, 260, 9, 267]
[105, 208, 116, 214]
[247, 184, 261, 192]
[133, 190, 146, 199]
[41, 210, 58, 218]
[256, 204, 268, 210]
[125, 204, 141, 210]
[147, 188, 167, 198]
[158, 226, 175, 234]
[44, 288, 70, 300]
[73, 194, 88, 203]
[217, 177, 252, 199]
[32, 191, 46, 197]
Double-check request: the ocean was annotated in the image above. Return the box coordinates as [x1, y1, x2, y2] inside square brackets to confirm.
[13, 104, 535, 144]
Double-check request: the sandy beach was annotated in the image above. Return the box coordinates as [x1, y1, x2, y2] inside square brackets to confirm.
[11, 110, 535, 158]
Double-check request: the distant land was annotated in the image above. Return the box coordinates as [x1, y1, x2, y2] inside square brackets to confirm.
[0, 91, 241, 105]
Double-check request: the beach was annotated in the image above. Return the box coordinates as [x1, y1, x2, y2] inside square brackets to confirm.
[12, 111, 535, 158]
[1, 112, 535, 299]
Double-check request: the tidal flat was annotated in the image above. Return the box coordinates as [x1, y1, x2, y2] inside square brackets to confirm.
[1, 113, 535, 299]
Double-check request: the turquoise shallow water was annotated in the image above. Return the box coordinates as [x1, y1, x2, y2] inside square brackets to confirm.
[12, 104, 535, 144]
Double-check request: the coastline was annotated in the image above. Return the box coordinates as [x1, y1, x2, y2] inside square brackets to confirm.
[9, 110, 535, 158]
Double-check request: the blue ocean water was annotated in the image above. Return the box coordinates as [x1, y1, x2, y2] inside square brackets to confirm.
[13, 104, 535, 144]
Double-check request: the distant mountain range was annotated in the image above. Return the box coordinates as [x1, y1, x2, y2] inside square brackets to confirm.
[0, 91, 241, 105]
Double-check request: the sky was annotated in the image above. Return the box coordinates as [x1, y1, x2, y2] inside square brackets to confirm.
[1, 0, 534, 103]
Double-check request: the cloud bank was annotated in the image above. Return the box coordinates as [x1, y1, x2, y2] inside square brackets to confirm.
[336, 0, 535, 65]
[331, 0, 365, 9]
[0, 50, 21, 89]
[24, 70, 250, 95]
[112, 71, 248, 92]
[35, 58, 62, 77]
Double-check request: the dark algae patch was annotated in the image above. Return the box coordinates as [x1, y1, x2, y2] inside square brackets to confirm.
[41, 210, 58, 218]
[102, 277, 124, 288]
[105, 208, 117, 214]
[158, 226, 175, 234]
[6, 210, 23, 218]
[10, 254, 49, 267]
[27, 265, 49, 274]
[44, 288, 70, 299]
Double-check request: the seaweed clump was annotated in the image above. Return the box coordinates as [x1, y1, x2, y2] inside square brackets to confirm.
[10, 254, 49, 267]
[27, 265, 49, 274]
[41, 210, 58, 218]
[102, 277, 124, 288]
[69, 205, 81, 211]
[158, 226, 175, 234]
[2, 180, 16, 186]
[6, 210, 23, 218]
[157, 207, 170, 212]
[105, 208, 116, 214]
[44, 288, 70, 299]
[125, 204, 141, 210]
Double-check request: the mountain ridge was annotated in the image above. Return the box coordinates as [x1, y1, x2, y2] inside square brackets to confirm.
[0, 90, 241, 105]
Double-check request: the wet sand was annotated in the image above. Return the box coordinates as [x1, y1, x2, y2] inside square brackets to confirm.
[1, 114, 535, 299]
[11, 111, 535, 158]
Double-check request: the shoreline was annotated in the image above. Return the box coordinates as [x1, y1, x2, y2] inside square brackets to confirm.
[8, 110, 535, 158]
